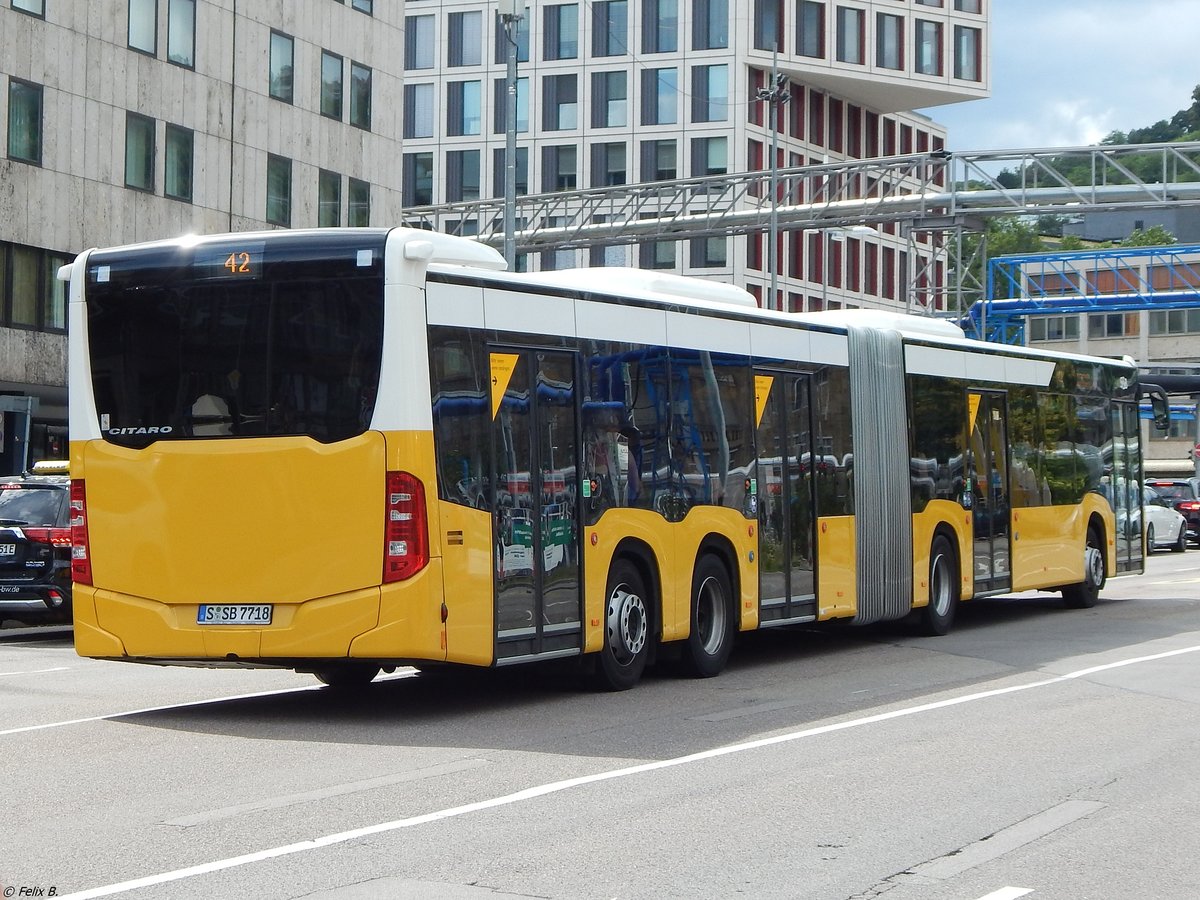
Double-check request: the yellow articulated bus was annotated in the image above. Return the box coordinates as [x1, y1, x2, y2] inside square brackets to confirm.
[63, 228, 1167, 690]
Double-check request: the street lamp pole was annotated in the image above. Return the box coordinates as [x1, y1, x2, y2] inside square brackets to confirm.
[499, 0, 524, 269]
[755, 48, 789, 310]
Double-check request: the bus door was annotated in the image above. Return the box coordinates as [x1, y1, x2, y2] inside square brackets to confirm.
[755, 371, 818, 624]
[967, 390, 1011, 592]
[491, 348, 583, 662]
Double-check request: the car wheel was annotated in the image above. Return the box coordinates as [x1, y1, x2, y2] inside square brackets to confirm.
[917, 534, 959, 636]
[1173, 524, 1188, 553]
[1063, 525, 1105, 609]
[1146, 524, 1155, 553]
[594, 558, 652, 691]
[682, 555, 735, 678]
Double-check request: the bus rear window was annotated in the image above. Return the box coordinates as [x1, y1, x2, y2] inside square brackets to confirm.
[85, 237, 385, 447]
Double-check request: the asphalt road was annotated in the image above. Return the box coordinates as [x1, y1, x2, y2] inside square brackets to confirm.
[2, 551, 1198, 900]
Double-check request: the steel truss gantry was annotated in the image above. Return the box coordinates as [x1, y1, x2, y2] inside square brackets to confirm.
[404, 141, 1200, 318]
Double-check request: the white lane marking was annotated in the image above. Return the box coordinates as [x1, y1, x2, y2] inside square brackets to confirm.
[59, 642, 1200, 900]
[0, 670, 418, 738]
[0, 666, 71, 677]
[1146, 578, 1200, 586]
[975, 888, 1034, 900]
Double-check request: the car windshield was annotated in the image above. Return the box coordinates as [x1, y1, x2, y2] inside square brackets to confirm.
[0, 485, 67, 526]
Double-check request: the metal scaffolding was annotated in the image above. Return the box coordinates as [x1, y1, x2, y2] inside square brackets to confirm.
[404, 141, 1200, 320]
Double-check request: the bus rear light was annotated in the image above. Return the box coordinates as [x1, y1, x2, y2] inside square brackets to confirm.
[70, 479, 92, 585]
[384, 471, 428, 583]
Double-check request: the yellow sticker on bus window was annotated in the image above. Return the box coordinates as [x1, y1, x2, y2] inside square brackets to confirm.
[490, 353, 520, 419]
[968, 392, 981, 433]
[754, 375, 775, 428]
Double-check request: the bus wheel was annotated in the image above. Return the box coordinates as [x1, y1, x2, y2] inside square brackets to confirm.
[918, 534, 958, 636]
[682, 556, 734, 678]
[596, 559, 651, 691]
[1063, 526, 1105, 609]
[312, 664, 380, 689]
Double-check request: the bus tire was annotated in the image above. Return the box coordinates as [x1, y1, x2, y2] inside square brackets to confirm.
[312, 664, 380, 689]
[682, 555, 735, 678]
[918, 534, 958, 636]
[595, 558, 652, 691]
[1062, 525, 1105, 609]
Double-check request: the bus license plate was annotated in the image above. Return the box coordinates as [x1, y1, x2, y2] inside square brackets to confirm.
[197, 604, 273, 625]
[0, 544, 15, 557]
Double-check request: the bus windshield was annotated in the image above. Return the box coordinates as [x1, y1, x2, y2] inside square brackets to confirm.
[85, 233, 386, 447]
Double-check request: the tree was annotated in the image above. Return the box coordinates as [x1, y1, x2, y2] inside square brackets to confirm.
[1119, 225, 1177, 247]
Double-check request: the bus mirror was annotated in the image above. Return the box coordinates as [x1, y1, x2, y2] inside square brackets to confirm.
[1142, 384, 1170, 434]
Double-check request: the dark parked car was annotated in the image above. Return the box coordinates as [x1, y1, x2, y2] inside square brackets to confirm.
[1147, 478, 1200, 546]
[0, 464, 73, 624]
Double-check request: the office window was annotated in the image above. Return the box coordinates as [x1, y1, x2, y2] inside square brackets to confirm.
[542, 145, 577, 191]
[403, 83, 434, 139]
[591, 71, 627, 128]
[447, 81, 482, 136]
[321, 51, 343, 119]
[754, 0, 782, 52]
[128, 0, 156, 54]
[350, 62, 371, 129]
[269, 31, 294, 102]
[318, 170, 341, 227]
[544, 4, 579, 60]
[916, 0, 942, 5]
[167, 0, 195, 67]
[494, 7, 530, 63]
[1029, 315, 1079, 342]
[641, 139, 676, 181]
[403, 152, 434, 206]
[7, 79, 42, 164]
[1150, 309, 1200, 335]
[543, 74, 578, 130]
[954, 25, 981, 81]
[955, 0, 981, 11]
[124, 112, 155, 192]
[691, 64, 728, 123]
[643, 0, 678, 53]
[448, 11, 483, 66]
[641, 68, 678, 125]
[915, 20, 943, 75]
[836, 7, 864, 64]
[12, 0, 45, 16]
[693, 0, 728, 50]
[9, 246, 40, 327]
[493, 147, 530, 197]
[877, 14, 903, 70]
[446, 149, 481, 202]
[797, 1, 824, 58]
[691, 136, 728, 176]
[348, 178, 370, 226]
[404, 16, 434, 70]
[691, 236, 727, 268]
[493, 77, 529, 134]
[1088, 313, 1138, 339]
[164, 124, 192, 202]
[352, 0, 372, 13]
[592, 142, 626, 187]
[592, 0, 627, 57]
[266, 154, 291, 226]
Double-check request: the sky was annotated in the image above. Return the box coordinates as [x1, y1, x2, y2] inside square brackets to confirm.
[917, 0, 1200, 152]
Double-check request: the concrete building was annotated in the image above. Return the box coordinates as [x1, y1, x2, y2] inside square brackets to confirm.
[400, 0, 990, 309]
[0, 0, 407, 471]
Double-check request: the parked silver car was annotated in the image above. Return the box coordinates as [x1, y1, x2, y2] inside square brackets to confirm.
[1144, 486, 1188, 553]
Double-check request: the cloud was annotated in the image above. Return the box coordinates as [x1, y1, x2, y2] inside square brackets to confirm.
[925, 0, 1200, 151]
